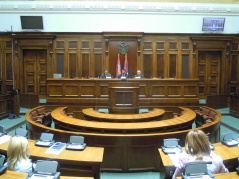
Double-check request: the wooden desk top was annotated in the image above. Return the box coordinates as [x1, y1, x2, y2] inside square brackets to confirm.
[2, 170, 94, 179]
[52, 107, 196, 132]
[82, 108, 165, 122]
[159, 141, 239, 167]
[0, 140, 104, 164]
[176, 172, 239, 179]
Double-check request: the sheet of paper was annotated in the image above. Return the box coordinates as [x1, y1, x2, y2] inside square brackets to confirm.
[188, 175, 212, 179]
[0, 135, 11, 144]
[168, 153, 182, 166]
[45, 142, 66, 155]
[30, 174, 54, 179]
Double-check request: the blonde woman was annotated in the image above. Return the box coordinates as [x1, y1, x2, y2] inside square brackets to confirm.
[7, 136, 34, 173]
[172, 130, 228, 179]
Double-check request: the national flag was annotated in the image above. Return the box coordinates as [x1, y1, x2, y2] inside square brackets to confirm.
[116, 53, 121, 77]
[124, 53, 128, 75]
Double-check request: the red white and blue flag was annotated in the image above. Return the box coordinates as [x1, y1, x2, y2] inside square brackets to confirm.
[124, 53, 128, 75]
[116, 53, 121, 77]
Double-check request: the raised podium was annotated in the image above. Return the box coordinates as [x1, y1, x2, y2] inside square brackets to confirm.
[108, 82, 139, 114]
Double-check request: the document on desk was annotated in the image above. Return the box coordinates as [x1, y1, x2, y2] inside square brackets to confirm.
[0, 135, 11, 144]
[169, 151, 217, 166]
[168, 153, 181, 166]
[30, 174, 54, 179]
[45, 142, 66, 155]
[188, 175, 212, 179]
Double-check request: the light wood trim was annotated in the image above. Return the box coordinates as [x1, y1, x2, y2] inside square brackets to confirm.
[52, 107, 195, 132]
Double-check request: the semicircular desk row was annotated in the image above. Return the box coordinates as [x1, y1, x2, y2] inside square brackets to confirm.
[26, 106, 221, 172]
[52, 107, 195, 133]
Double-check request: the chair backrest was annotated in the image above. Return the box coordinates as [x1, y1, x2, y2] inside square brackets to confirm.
[15, 128, 28, 137]
[208, 111, 216, 118]
[37, 107, 45, 114]
[0, 154, 5, 167]
[31, 110, 38, 117]
[201, 107, 210, 115]
[69, 135, 84, 144]
[40, 133, 54, 142]
[0, 125, 5, 133]
[185, 161, 208, 175]
[35, 160, 58, 174]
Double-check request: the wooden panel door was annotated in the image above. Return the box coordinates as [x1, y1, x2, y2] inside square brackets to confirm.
[23, 50, 47, 97]
[198, 51, 221, 98]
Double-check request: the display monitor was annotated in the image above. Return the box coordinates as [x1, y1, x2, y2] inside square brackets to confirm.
[20, 16, 43, 30]
[202, 17, 225, 32]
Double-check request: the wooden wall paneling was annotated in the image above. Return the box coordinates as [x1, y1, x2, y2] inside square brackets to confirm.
[93, 41, 103, 78]
[48, 83, 63, 97]
[98, 81, 109, 98]
[181, 41, 191, 79]
[81, 53, 90, 78]
[5, 53, 13, 81]
[69, 53, 77, 78]
[143, 54, 152, 78]
[168, 53, 177, 78]
[55, 40, 65, 77]
[94, 53, 103, 78]
[38, 50, 47, 95]
[182, 55, 190, 78]
[168, 85, 181, 97]
[156, 41, 165, 78]
[23, 50, 36, 94]
[0, 94, 11, 119]
[108, 39, 138, 78]
[230, 54, 239, 94]
[56, 53, 64, 76]
[183, 85, 198, 97]
[79, 81, 95, 98]
[81, 40, 90, 78]
[151, 83, 167, 98]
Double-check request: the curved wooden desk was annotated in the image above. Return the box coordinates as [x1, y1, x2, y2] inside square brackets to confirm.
[160, 141, 239, 178]
[2, 170, 94, 179]
[82, 108, 165, 122]
[0, 139, 103, 179]
[26, 106, 221, 172]
[176, 172, 239, 179]
[52, 107, 195, 133]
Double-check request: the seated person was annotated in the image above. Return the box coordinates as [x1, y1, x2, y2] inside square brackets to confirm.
[100, 70, 111, 78]
[6, 136, 35, 173]
[133, 70, 144, 78]
[117, 69, 129, 78]
[172, 129, 228, 179]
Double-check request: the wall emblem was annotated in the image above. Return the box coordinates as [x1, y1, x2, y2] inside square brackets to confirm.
[118, 43, 129, 55]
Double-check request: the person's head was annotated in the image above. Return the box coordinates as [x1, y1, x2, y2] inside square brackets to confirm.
[185, 130, 211, 159]
[122, 69, 126, 74]
[7, 136, 30, 170]
[137, 70, 141, 76]
[104, 70, 109, 75]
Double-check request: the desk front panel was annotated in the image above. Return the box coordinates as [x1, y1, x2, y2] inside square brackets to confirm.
[47, 78, 199, 107]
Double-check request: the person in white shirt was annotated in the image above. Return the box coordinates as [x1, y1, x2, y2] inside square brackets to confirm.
[172, 130, 228, 179]
[6, 136, 34, 173]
